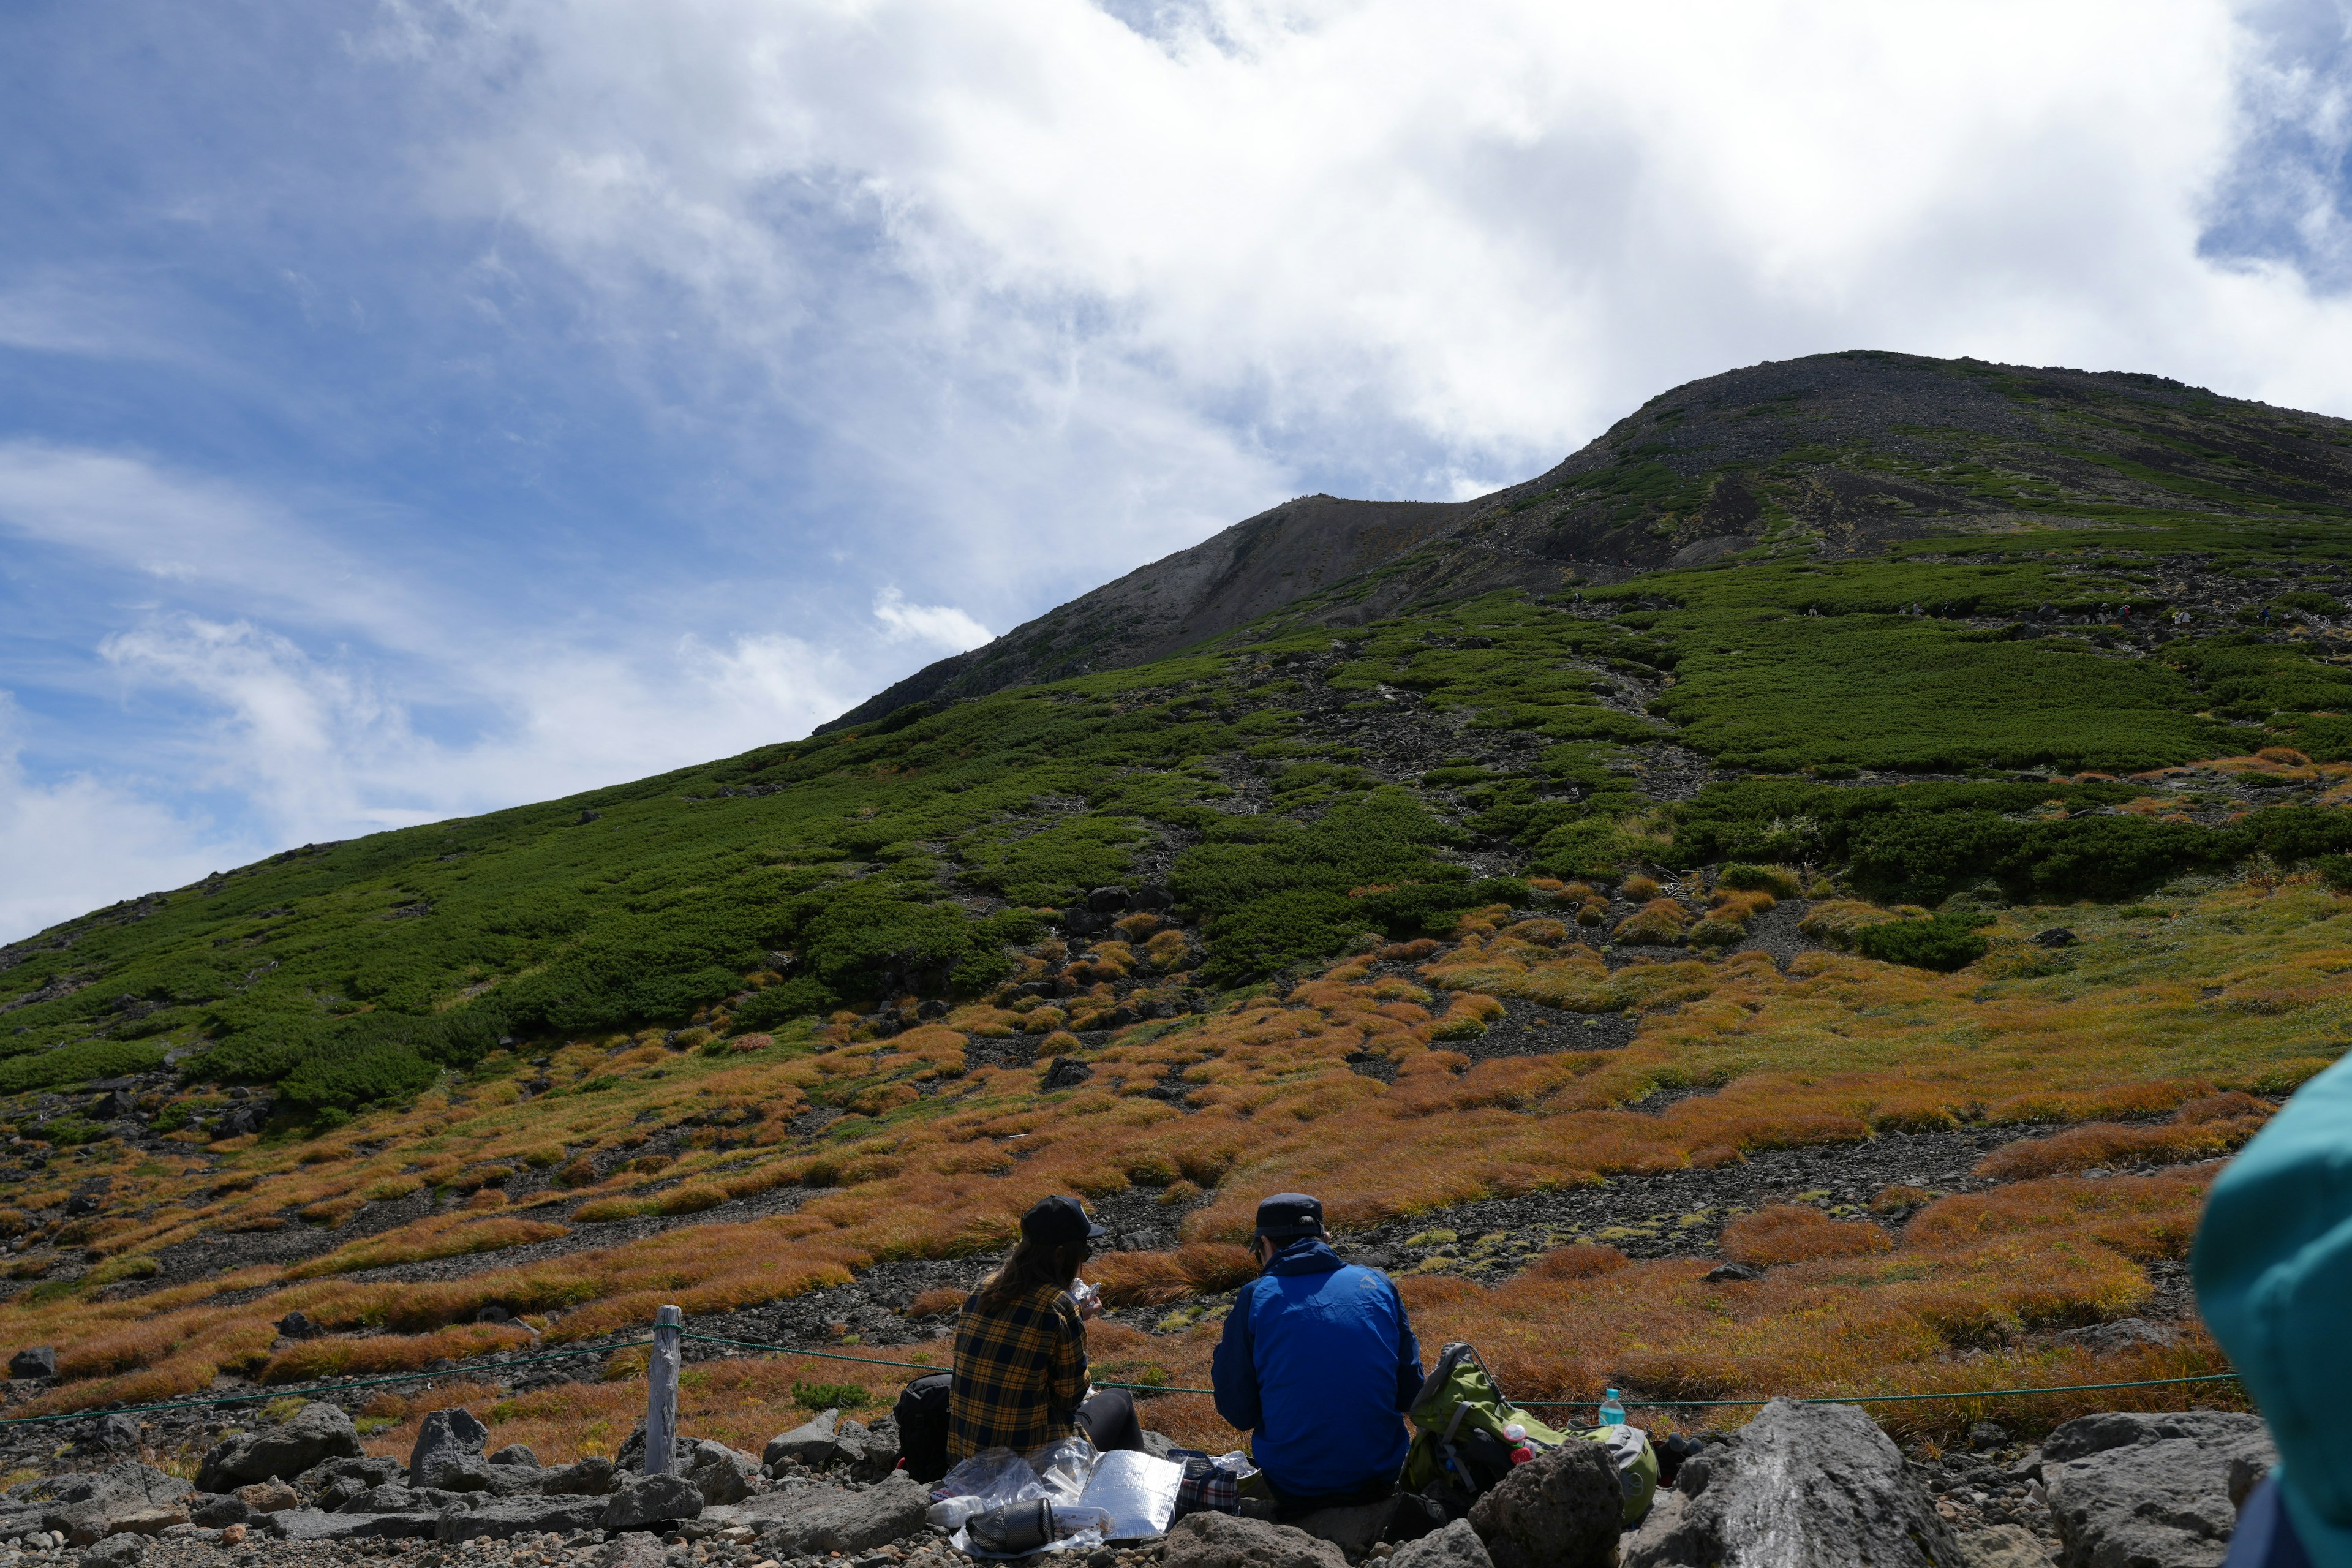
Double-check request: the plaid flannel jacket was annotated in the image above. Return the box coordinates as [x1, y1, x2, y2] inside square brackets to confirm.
[946, 1282, 1088, 1460]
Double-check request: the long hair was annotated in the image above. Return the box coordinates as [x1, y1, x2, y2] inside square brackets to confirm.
[973, 1235, 1088, 1314]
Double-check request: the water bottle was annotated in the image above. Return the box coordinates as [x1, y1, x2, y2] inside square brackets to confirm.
[1598, 1388, 1626, 1426]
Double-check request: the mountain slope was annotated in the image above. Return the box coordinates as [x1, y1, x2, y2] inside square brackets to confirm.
[822, 493, 1474, 731]
[827, 350, 2352, 728]
[2, 349, 2350, 1456]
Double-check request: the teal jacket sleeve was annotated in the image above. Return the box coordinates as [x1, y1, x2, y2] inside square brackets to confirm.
[2192, 1052, 2352, 1567]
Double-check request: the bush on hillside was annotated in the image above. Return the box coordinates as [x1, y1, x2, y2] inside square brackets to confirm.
[1851, 913, 1990, 972]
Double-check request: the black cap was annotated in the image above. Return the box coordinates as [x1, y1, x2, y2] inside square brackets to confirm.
[1021, 1195, 1107, 1246]
[1254, 1193, 1325, 1241]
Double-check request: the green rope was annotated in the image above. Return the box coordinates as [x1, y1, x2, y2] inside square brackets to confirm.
[0, 1340, 656, 1428]
[679, 1332, 946, 1374]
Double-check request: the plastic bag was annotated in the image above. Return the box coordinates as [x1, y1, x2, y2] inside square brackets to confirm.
[1028, 1433, 1096, 1504]
[1080, 1450, 1185, 1539]
[950, 1503, 1110, 1558]
[935, 1447, 1049, 1510]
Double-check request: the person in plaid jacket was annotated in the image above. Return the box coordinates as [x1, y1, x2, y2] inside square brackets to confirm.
[948, 1195, 1145, 1460]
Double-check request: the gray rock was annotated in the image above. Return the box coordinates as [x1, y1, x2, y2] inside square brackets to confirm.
[40, 1464, 194, 1546]
[263, 1509, 440, 1542]
[600, 1474, 704, 1532]
[537, 1457, 619, 1496]
[1703, 1263, 1762, 1283]
[408, 1408, 491, 1490]
[1291, 1498, 1401, 1559]
[296, 1455, 404, 1498]
[193, 1403, 362, 1492]
[2041, 1410, 2273, 1568]
[592, 1536, 669, 1568]
[488, 1445, 540, 1468]
[831, 1418, 899, 1480]
[753, 1477, 927, 1556]
[187, 1498, 252, 1529]
[76, 1535, 141, 1568]
[11, 1347, 56, 1380]
[762, 1411, 841, 1472]
[1469, 1439, 1621, 1568]
[1161, 1512, 1348, 1568]
[2051, 1319, 2178, 1356]
[1957, 1525, 2054, 1568]
[230, 1480, 297, 1515]
[677, 1440, 760, 1506]
[1139, 1430, 1182, 1462]
[1389, 1519, 1494, 1568]
[72, 1415, 141, 1460]
[1621, 1398, 1962, 1568]
[479, 1464, 549, 1499]
[336, 1485, 469, 1515]
[415, 1452, 492, 1493]
[435, 1495, 611, 1542]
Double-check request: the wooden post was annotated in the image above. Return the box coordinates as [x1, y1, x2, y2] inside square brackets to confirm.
[646, 1305, 682, 1477]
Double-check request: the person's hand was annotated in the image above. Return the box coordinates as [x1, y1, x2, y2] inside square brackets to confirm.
[1077, 1295, 1102, 1320]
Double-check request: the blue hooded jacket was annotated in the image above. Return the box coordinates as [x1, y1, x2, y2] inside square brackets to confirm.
[2193, 1052, 2352, 1568]
[1210, 1238, 1423, 1499]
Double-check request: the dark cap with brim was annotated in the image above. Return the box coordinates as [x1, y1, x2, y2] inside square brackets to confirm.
[1254, 1192, 1325, 1240]
[1022, 1194, 1107, 1247]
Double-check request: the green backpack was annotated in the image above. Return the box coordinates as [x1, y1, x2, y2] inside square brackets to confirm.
[1398, 1342, 1657, 1526]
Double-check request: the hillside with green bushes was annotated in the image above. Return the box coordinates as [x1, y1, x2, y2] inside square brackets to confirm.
[12, 399, 2352, 1111]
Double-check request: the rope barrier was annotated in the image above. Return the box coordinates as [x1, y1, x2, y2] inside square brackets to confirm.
[0, 1340, 656, 1429]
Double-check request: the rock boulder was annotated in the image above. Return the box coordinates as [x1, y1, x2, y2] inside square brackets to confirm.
[437, 1496, 612, 1542]
[677, 1440, 760, 1506]
[263, 1509, 440, 1543]
[537, 1457, 619, 1497]
[194, 1403, 363, 1492]
[1469, 1439, 1622, 1568]
[40, 1464, 194, 1546]
[1389, 1520, 1494, 1568]
[2041, 1410, 2273, 1568]
[409, 1408, 492, 1492]
[600, 1474, 704, 1532]
[1621, 1398, 1962, 1568]
[762, 1411, 840, 1472]
[1161, 1512, 1349, 1568]
[753, 1477, 928, 1556]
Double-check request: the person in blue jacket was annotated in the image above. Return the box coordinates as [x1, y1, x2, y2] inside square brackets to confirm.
[1212, 1193, 1424, 1512]
[2193, 1051, 2352, 1568]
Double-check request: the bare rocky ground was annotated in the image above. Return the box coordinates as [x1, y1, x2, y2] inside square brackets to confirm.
[0, 1392, 2267, 1568]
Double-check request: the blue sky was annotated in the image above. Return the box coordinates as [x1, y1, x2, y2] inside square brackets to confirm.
[4, 0, 2352, 940]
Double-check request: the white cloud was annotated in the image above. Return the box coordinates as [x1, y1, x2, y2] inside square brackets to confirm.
[873, 587, 992, 652]
[0, 440, 429, 650]
[394, 0, 2352, 477]
[89, 612, 861, 851]
[0, 693, 257, 941]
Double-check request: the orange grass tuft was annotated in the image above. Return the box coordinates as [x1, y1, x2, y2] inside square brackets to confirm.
[1719, 1206, 1894, 1267]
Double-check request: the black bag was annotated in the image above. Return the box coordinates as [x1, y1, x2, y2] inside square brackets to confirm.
[894, 1371, 954, 1483]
